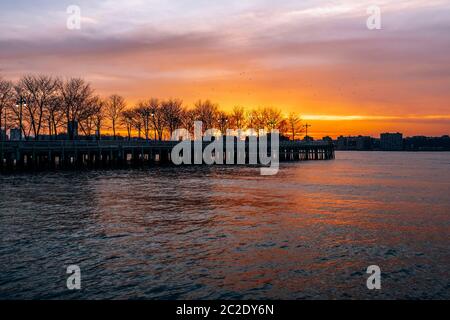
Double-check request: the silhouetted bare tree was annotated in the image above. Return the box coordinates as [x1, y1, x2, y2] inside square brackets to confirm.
[278, 118, 289, 137]
[60, 78, 94, 140]
[149, 98, 165, 140]
[230, 106, 245, 129]
[0, 78, 13, 140]
[92, 97, 106, 140]
[180, 108, 196, 136]
[264, 107, 282, 131]
[14, 75, 60, 140]
[121, 109, 136, 140]
[105, 94, 126, 140]
[193, 100, 219, 131]
[131, 108, 143, 139]
[217, 111, 230, 134]
[161, 98, 184, 135]
[0, 74, 305, 141]
[79, 96, 105, 138]
[134, 101, 151, 140]
[287, 112, 303, 140]
[45, 94, 65, 139]
[247, 107, 283, 133]
[248, 108, 265, 133]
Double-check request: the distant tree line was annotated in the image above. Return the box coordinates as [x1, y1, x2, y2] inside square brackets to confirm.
[0, 75, 304, 141]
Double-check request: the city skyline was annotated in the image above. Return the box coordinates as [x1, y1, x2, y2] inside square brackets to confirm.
[1, 0, 450, 137]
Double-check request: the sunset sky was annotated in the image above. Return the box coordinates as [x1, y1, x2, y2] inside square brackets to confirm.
[1, 0, 449, 137]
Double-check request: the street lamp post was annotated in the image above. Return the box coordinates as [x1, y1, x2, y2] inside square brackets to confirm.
[16, 96, 26, 141]
[303, 123, 311, 141]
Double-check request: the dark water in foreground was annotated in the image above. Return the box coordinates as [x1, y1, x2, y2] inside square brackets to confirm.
[0, 152, 449, 299]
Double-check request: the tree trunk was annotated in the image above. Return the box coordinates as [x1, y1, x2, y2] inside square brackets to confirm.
[96, 124, 101, 140]
[53, 120, 58, 140]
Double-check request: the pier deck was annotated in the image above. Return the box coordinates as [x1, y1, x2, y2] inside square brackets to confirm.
[0, 140, 334, 172]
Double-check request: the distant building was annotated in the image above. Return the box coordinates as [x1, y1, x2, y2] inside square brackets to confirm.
[9, 128, 22, 141]
[336, 135, 373, 150]
[403, 135, 450, 151]
[380, 133, 403, 151]
[372, 138, 381, 150]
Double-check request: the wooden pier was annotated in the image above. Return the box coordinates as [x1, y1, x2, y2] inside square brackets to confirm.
[0, 140, 334, 172]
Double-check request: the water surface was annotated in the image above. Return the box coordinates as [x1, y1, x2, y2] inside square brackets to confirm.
[1, 152, 449, 299]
